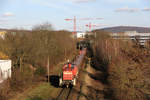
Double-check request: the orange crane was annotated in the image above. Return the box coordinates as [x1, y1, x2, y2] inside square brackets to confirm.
[65, 16, 76, 35]
[65, 16, 103, 34]
[86, 22, 100, 32]
[86, 22, 106, 32]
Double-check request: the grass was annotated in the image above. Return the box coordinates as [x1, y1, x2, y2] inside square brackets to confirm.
[25, 83, 53, 100]
[11, 82, 60, 100]
[10, 53, 78, 100]
[10, 61, 65, 100]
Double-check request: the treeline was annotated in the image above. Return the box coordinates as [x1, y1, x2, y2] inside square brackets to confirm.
[92, 30, 150, 100]
[0, 30, 76, 67]
[0, 30, 77, 100]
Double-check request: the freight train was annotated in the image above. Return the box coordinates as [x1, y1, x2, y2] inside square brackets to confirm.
[77, 40, 90, 50]
[59, 48, 86, 88]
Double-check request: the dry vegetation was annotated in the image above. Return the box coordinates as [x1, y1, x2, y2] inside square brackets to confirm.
[92, 30, 150, 100]
[0, 29, 77, 100]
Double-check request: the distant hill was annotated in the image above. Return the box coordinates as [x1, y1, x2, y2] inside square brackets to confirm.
[0, 28, 8, 31]
[99, 26, 150, 33]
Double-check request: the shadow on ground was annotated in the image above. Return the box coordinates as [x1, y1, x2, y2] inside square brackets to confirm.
[48, 75, 60, 88]
[90, 57, 109, 84]
[85, 47, 116, 100]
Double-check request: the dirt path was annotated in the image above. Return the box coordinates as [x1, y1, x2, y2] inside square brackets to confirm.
[78, 58, 108, 100]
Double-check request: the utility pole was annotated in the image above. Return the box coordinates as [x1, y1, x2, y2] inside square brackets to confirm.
[20, 57, 22, 72]
[47, 56, 50, 83]
[65, 48, 66, 61]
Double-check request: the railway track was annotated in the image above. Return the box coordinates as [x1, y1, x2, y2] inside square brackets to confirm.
[56, 87, 72, 100]
[55, 48, 87, 100]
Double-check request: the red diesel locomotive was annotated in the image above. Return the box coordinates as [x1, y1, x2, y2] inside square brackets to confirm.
[59, 63, 78, 87]
[59, 48, 86, 88]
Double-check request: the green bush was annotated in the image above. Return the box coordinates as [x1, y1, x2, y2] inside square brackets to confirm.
[27, 96, 43, 100]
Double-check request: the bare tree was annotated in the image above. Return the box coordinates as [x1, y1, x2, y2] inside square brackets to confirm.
[32, 22, 53, 31]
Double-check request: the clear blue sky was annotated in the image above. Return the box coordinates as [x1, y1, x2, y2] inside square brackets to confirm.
[0, 0, 150, 31]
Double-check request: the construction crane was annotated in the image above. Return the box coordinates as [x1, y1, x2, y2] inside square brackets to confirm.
[65, 16, 103, 34]
[86, 22, 107, 32]
[65, 16, 76, 34]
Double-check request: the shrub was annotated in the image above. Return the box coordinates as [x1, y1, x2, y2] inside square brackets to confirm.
[0, 29, 77, 99]
[92, 30, 150, 100]
[34, 66, 46, 76]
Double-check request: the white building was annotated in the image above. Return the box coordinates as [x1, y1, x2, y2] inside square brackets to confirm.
[111, 31, 150, 45]
[76, 32, 86, 38]
[0, 60, 12, 83]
